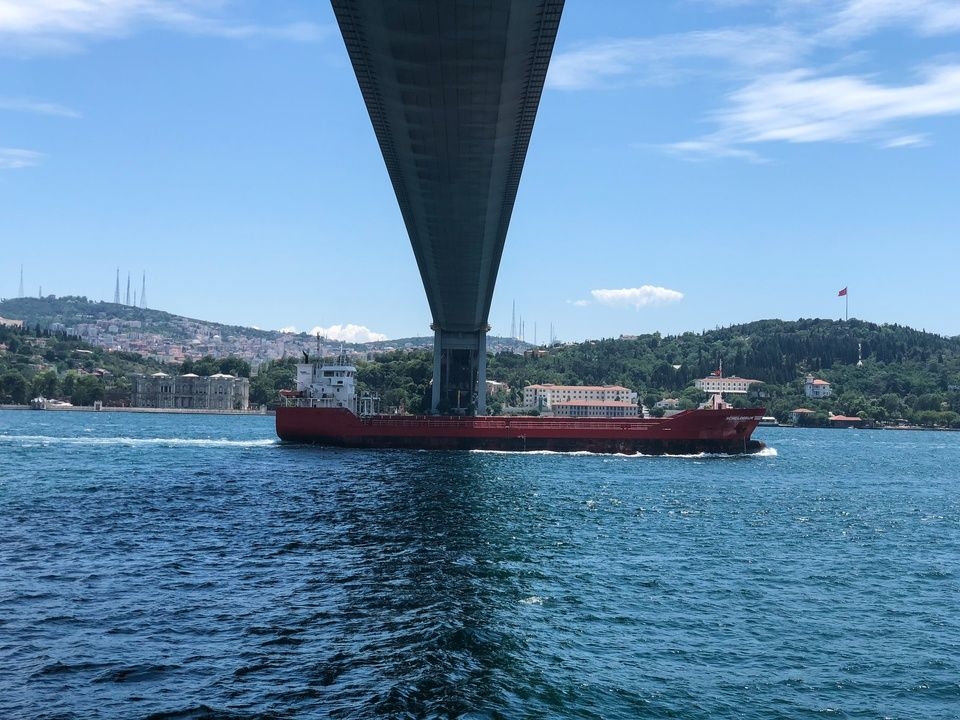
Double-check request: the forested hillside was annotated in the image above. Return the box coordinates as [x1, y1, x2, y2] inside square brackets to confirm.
[0, 296, 278, 341]
[356, 319, 960, 426]
[4, 316, 960, 426]
[0, 323, 166, 406]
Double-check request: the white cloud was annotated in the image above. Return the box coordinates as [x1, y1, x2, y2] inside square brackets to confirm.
[0, 147, 43, 169]
[547, 28, 806, 90]
[883, 133, 929, 148]
[582, 286, 684, 310]
[659, 140, 768, 163]
[0, 0, 329, 54]
[279, 324, 388, 343]
[827, 0, 960, 39]
[308, 324, 388, 343]
[726, 64, 960, 142]
[0, 96, 80, 117]
[663, 63, 960, 159]
[551, 0, 960, 160]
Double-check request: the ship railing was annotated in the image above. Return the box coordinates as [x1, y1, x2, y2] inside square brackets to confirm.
[360, 416, 666, 431]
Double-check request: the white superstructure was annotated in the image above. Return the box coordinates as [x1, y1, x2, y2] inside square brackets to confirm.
[291, 355, 359, 413]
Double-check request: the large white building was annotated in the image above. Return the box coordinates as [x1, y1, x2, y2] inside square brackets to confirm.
[132, 372, 250, 410]
[522, 383, 639, 417]
[804, 374, 833, 398]
[694, 372, 761, 395]
[551, 400, 639, 418]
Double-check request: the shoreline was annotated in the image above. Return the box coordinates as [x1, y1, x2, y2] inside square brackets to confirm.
[0, 404, 274, 416]
[1, 405, 954, 429]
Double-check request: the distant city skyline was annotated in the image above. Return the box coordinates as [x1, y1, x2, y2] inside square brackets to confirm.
[3, 1, 959, 341]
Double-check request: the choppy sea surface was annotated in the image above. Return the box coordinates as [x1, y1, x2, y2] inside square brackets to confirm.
[0, 409, 957, 719]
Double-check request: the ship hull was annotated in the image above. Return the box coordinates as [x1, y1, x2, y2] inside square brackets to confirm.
[275, 407, 766, 455]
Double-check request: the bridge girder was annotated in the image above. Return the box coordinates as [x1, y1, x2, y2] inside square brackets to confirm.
[331, 0, 564, 412]
[332, 0, 563, 334]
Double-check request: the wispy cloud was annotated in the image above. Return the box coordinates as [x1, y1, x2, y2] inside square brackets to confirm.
[576, 286, 684, 310]
[553, 0, 960, 160]
[674, 64, 960, 157]
[548, 27, 806, 90]
[827, 0, 960, 39]
[0, 147, 43, 169]
[659, 139, 768, 163]
[689, 0, 960, 35]
[279, 324, 388, 343]
[882, 133, 930, 148]
[0, 0, 329, 55]
[0, 96, 80, 118]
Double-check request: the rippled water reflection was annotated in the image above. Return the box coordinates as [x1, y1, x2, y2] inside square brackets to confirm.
[1, 411, 958, 718]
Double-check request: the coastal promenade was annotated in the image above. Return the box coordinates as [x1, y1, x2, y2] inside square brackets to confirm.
[0, 404, 270, 416]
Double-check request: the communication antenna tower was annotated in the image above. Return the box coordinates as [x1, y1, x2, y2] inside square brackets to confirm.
[114, 268, 121, 303]
[18, 265, 24, 297]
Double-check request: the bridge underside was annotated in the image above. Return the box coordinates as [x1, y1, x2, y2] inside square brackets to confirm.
[332, 0, 563, 413]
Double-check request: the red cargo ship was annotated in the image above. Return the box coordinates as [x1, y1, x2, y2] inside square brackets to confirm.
[275, 356, 765, 455]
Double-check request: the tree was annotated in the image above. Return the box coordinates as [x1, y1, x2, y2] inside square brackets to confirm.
[61, 371, 79, 398]
[218, 357, 251, 378]
[193, 356, 221, 377]
[879, 393, 902, 416]
[0, 371, 29, 404]
[915, 393, 944, 412]
[31, 370, 60, 399]
[249, 359, 297, 407]
[71, 374, 104, 406]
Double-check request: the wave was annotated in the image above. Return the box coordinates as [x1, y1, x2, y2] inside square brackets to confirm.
[470, 446, 779, 458]
[470, 449, 598, 456]
[0, 434, 277, 449]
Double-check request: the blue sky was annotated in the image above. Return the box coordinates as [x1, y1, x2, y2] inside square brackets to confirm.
[2, 1, 959, 343]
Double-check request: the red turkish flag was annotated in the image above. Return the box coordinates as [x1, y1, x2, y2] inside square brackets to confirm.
[838, 287, 848, 297]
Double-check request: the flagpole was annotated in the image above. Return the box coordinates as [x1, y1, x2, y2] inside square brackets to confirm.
[846, 290, 848, 321]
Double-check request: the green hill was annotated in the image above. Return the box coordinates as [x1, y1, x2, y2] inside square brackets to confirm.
[0, 295, 279, 343]
[358, 319, 960, 425]
[3, 295, 959, 426]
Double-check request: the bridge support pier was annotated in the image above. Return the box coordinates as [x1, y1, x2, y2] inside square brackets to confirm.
[431, 328, 487, 415]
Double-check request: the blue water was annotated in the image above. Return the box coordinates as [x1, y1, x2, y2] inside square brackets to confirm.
[1, 410, 957, 719]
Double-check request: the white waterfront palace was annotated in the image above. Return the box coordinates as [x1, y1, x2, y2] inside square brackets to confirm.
[522, 383, 640, 417]
[132, 372, 250, 410]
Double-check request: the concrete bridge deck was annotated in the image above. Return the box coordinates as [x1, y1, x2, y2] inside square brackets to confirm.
[331, 1, 564, 412]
